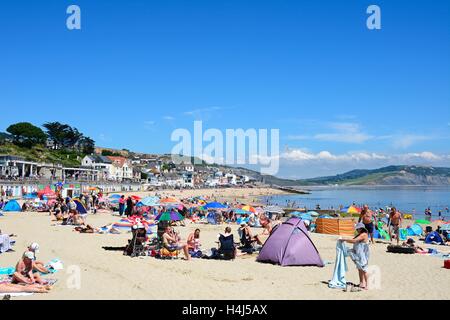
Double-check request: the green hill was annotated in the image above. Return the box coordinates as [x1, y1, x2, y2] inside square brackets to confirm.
[297, 165, 450, 186]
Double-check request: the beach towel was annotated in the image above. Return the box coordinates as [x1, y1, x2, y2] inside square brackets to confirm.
[0, 267, 15, 276]
[328, 240, 348, 289]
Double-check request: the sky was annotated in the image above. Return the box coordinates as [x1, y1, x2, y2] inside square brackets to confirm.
[0, 0, 449, 178]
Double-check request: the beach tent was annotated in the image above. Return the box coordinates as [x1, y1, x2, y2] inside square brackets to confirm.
[315, 218, 356, 237]
[73, 199, 88, 214]
[207, 212, 218, 225]
[425, 231, 444, 244]
[2, 200, 22, 212]
[407, 224, 423, 236]
[38, 185, 56, 199]
[257, 217, 324, 267]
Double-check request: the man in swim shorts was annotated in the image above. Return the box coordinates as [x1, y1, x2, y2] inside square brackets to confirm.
[389, 207, 402, 245]
[359, 205, 376, 244]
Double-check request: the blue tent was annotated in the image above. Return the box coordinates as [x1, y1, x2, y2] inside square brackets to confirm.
[425, 231, 444, 244]
[73, 199, 88, 214]
[407, 224, 423, 236]
[204, 202, 228, 210]
[207, 212, 217, 225]
[3, 200, 22, 212]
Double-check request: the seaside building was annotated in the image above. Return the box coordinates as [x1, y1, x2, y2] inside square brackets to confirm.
[107, 156, 133, 182]
[0, 155, 39, 179]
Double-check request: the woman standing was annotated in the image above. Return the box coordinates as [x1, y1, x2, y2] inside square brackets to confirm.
[339, 223, 370, 290]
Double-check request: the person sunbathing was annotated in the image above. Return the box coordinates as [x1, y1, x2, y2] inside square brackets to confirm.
[12, 252, 47, 285]
[0, 283, 51, 294]
[403, 238, 427, 254]
[162, 227, 191, 260]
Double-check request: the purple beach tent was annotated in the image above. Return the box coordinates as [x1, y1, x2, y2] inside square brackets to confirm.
[257, 217, 324, 267]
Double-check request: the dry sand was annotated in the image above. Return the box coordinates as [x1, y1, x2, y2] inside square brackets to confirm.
[1, 187, 449, 300]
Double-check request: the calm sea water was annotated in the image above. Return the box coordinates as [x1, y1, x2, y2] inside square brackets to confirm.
[261, 186, 450, 220]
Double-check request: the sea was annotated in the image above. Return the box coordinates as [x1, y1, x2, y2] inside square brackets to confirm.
[260, 186, 450, 220]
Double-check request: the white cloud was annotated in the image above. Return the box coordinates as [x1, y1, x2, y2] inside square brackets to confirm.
[184, 106, 223, 116]
[391, 134, 434, 149]
[163, 116, 175, 121]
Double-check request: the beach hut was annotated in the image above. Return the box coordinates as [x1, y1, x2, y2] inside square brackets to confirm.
[315, 218, 356, 236]
[2, 200, 22, 212]
[257, 217, 324, 267]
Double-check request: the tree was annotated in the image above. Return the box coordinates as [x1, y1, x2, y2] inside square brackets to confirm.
[78, 136, 96, 154]
[43, 122, 71, 149]
[64, 127, 83, 149]
[6, 122, 47, 147]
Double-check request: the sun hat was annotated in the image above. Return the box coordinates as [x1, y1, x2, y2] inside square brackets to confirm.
[29, 242, 40, 253]
[23, 251, 35, 260]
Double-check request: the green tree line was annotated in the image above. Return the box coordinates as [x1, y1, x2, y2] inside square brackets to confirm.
[1, 121, 95, 154]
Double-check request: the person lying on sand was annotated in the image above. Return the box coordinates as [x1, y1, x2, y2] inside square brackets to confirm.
[162, 227, 191, 260]
[12, 252, 47, 285]
[403, 238, 427, 254]
[0, 283, 51, 294]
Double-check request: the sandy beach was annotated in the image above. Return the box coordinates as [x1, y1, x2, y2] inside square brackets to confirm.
[1, 187, 449, 300]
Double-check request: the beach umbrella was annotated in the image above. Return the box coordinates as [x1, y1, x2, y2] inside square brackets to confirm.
[109, 194, 121, 199]
[439, 224, 450, 231]
[138, 196, 160, 207]
[241, 205, 256, 213]
[159, 197, 181, 204]
[204, 202, 228, 210]
[155, 211, 184, 222]
[131, 195, 141, 201]
[292, 212, 312, 221]
[307, 211, 320, 217]
[345, 206, 361, 214]
[415, 219, 431, 225]
[234, 208, 252, 215]
[264, 205, 285, 214]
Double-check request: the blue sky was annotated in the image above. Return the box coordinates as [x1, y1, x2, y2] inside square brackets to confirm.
[1, 0, 449, 178]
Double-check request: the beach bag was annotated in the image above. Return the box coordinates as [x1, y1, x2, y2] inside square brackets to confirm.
[444, 260, 450, 269]
[161, 248, 178, 257]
